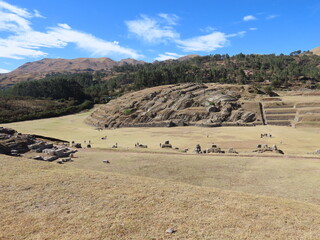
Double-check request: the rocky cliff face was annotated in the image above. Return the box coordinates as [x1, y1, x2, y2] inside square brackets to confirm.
[86, 83, 262, 128]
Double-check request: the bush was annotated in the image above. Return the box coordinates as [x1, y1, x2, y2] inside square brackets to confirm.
[123, 109, 133, 115]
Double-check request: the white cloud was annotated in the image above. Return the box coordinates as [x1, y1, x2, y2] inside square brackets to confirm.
[176, 32, 228, 52]
[243, 15, 257, 21]
[227, 31, 246, 38]
[0, 12, 32, 32]
[200, 26, 217, 33]
[126, 14, 247, 53]
[158, 13, 179, 25]
[0, 1, 32, 18]
[33, 9, 44, 18]
[0, 68, 10, 73]
[155, 52, 183, 61]
[0, 1, 142, 60]
[125, 15, 179, 43]
[49, 27, 142, 58]
[249, 27, 257, 31]
[57, 23, 71, 30]
[0, 38, 48, 59]
[266, 15, 278, 20]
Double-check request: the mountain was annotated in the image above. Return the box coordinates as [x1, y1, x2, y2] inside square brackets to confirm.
[311, 47, 320, 56]
[177, 54, 200, 61]
[0, 57, 145, 88]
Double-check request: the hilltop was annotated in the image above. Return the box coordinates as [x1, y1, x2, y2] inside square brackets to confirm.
[0, 57, 145, 88]
[311, 46, 320, 56]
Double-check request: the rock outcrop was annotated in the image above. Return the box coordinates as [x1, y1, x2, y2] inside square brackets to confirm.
[0, 127, 76, 161]
[86, 83, 262, 128]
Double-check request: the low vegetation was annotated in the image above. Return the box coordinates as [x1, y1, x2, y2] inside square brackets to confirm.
[0, 97, 93, 123]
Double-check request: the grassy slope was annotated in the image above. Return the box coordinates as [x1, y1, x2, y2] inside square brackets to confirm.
[1, 156, 320, 240]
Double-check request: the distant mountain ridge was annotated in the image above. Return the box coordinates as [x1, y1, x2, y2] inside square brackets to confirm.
[0, 55, 200, 88]
[0, 57, 145, 88]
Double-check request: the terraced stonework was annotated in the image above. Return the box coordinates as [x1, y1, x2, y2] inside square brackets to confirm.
[262, 98, 320, 127]
[86, 83, 263, 128]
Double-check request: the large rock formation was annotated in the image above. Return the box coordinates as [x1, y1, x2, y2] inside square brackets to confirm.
[0, 127, 35, 155]
[86, 83, 262, 128]
[0, 127, 76, 161]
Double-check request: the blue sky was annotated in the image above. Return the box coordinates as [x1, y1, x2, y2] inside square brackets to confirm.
[0, 0, 320, 73]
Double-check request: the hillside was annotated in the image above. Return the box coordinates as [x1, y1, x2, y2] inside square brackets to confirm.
[0, 57, 145, 88]
[1, 53, 320, 91]
[86, 83, 263, 128]
[311, 46, 320, 56]
[1, 155, 320, 240]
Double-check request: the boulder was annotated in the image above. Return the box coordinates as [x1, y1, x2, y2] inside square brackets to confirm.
[0, 127, 16, 135]
[172, 98, 194, 110]
[228, 148, 238, 154]
[241, 112, 256, 122]
[72, 143, 82, 148]
[42, 148, 56, 155]
[207, 106, 219, 113]
[28, 142, 53, 152]
[43, 156, 58, 161]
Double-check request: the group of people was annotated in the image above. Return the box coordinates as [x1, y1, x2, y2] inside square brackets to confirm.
[260, 133, 272, 138]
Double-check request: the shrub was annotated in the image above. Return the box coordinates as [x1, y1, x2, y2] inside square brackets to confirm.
[123, 109, 133, 115]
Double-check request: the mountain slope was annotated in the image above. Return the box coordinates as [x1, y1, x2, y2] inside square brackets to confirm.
[311, 46, 320, 56]
[0, 57, 145, 88]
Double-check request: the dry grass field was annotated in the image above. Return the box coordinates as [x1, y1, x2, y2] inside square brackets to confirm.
[1, 156, 320, 240]
[2, 104, 320, 239]
[72, 149, 320, 205]
[3, 107, 320, 155]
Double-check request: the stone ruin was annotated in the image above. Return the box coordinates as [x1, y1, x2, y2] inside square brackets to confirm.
[86, 83, 260, 129]
[205, 144, 225, 154]
[193, 143, 235, 154]
[253, 144, 284, 154]
[0, 127, 35, 156]
[161, 140, 172, 148]
[71, 142, 82, 148]
[33, 146, 77, 162]
[135, 143, 148, 148]
[0, 127, 77, 163]
[227, 148, 238, 154]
